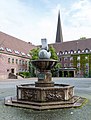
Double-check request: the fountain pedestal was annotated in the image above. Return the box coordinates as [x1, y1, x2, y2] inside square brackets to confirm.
[4, 58, 86, 110]
[4, 39, 86, 110]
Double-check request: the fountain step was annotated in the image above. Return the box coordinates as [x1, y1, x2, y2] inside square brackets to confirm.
[4, 96, 86, 110]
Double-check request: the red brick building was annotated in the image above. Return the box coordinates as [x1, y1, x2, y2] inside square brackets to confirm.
[52, 11, 91, 77]
[0, 31, 35, 79]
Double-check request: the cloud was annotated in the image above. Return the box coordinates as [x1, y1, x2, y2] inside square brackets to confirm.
[0, 0, 40, 44]
[62, 0, 91, 41]
[0, 0, 91, 45]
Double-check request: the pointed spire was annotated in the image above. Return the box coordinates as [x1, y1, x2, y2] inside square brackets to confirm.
[55, 10, 63, 43]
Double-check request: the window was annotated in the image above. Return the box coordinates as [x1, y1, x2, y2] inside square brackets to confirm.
[25, 61, 27, 65]
[64, 63, 68, 67]
[74, 51, 76, 53]
[0, 47, 4, 51]
[21, 52, 26, 56]
[59, 51, 62, 55]
[70, 57, 73, 61]
[77, 63, 80, 67]
[86, 63, 89, 68]
[77, 56, 80, 60]
[16, 59, 18, 64]
[12, 58, 14, 63]
[6, 48, 12, 52]
[8, 58, 10, 63]
[78, 49, 81, 53]
[85, 49, 89, 53]
[60, 58, 61, 62]
[27, 54, 30, 57]
[65, 51, 68, 54]
[70, 63, 73, 67]
[85, 56, 88, 59]
[68, 51, 70, 54]
[70, 50, 74, 54]
[82, 50, 84, 53]
[64, 57, 68, 61]
[19, 60, 22, 65]
[14, 50, 19, 54]
[22, 60, 24, 65]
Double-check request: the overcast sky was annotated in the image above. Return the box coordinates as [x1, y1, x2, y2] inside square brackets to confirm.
[0, 0, 91, 45]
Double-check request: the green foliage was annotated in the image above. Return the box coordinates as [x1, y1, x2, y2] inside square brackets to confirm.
[29, 47, 40, 60]
[51, 62, 61, 77]
[79, 37, 86, 40]
[49, 45, 59, 60]
[72, 55, 78, 68]
[19, 72, 31, 78]
[29, 46, 61, 77]
[30, 45, 59, 60]
[89, 55, 91, 77]
[72, 54, 91, 77]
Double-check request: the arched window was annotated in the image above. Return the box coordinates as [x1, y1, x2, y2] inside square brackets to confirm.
[70, 50, 74, 54]
[77, 49, 81, 53]
[12, 58, 14, 64]
[8, 58, 10, 63]
[16, 59, 18, 64]
[59, 51, 63, 55]
[65, 50, 68, 54]
[85, 48, 89, 53]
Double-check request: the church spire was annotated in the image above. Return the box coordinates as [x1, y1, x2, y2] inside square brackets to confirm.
[55, 10, 63, 43]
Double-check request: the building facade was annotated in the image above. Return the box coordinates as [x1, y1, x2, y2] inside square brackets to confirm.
[0, 31, 35, 79]
[52, 11, 91, 77]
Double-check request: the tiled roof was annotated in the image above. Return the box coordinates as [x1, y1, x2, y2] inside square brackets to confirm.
[52, 38, 91, 53]
[0, 31, 36, 58]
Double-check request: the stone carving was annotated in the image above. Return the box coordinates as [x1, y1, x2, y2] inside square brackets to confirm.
[38, 39, 51, 59]
[21, 89, 38, 101]
[46, 90, 64, 101]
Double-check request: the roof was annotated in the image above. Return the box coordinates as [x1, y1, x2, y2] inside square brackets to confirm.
[0, 31, 36, 58]
[52, 38, 91, 53]
[55, 11, 63, 43]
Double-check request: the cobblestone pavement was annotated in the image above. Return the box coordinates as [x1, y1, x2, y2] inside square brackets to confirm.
[0, 78, 91, 120]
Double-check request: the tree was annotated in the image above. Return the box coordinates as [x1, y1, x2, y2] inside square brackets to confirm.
[79, 37, 86, 40]
[49, 45, 59, 60]
[30, 45, 59, 60]
[29, 47, 40, 60]
[29, 45, 61, 77]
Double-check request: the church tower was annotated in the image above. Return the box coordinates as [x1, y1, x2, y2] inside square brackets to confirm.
[55, 11, 63, 43]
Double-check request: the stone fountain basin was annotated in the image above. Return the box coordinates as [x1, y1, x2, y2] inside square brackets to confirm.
[31, 59, 57, 70]
[16, 84, 74, 102]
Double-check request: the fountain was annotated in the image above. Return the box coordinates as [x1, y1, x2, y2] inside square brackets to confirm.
[5, 39, 86, 110]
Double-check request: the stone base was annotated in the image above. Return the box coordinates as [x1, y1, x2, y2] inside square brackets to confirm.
[35, 81, 54, 87]
[4, 96, 86, 110]
[4, 83, 87, 110]
[16, 84, 74, 102]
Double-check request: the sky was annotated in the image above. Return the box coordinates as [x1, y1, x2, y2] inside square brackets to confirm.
[0, 0, 91, 45]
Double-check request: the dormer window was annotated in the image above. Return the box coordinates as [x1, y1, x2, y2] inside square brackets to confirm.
[6, 48, 12, 52]
[59, 51, 62, 55]
[27, 54, 30, 57]
[68, 51, 70, 54]
[65, 51, 68, 54]
[78, 49, 81, 53]
[21, 52, 26, 56]
[74, 51, 76, 53]
[0, 47, 4, 51]
[57, 52, 59, 55]
[85, 49, 89, 53]
[14, 50, 19, 54]
[70, 50, 74, 54]
[82, 50, 84, 53]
